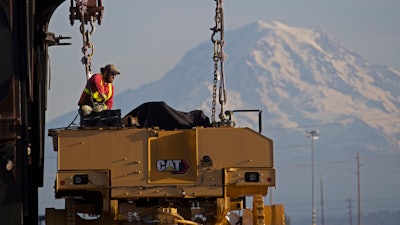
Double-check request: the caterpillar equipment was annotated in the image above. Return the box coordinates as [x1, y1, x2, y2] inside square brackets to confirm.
[45, 106, 285, 225]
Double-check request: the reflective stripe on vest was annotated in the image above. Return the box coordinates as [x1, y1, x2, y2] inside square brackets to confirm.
[83, 75, 112, 102]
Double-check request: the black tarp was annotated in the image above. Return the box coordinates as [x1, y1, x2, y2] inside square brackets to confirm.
[124, 101, 211, 130]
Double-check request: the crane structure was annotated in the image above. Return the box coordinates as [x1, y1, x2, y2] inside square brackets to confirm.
[0, 0, 66, 224]
[0, 0, 101, 224]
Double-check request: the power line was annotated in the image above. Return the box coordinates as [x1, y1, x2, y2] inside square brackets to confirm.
[275, 136, 396, 151]
[279, 154, 400, 169]
[279, 159, 354, 169]
[265, 115, 400, 131]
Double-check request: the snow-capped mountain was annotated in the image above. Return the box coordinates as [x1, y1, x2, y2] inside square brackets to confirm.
[43, 21, 400, 224]
[115, 20, 400, 153]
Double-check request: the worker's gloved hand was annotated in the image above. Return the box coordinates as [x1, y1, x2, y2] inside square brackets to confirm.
[81, 105, 93, 115]
[93, 103, 105, 113]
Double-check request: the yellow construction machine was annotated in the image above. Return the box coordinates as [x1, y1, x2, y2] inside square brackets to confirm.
[46, 110, 285, 225]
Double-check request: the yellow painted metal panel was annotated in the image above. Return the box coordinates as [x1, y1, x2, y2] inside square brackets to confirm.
[148, 130, 197, 184]
[54, 129, 148, 187]
[197, 128, 273, 169]
[263, 205, 286, 225]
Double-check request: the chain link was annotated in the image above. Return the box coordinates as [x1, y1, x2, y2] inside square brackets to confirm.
[210, 0, 227, 124]
[80, 17, 96, 80]
[75, 0, 96, 80]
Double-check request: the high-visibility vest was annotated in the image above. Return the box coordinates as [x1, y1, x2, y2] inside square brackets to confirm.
[83, 74, 112, 103]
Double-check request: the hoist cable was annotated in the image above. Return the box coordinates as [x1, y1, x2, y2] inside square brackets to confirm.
[75, 0, 96, 80]
[210, 0, 227, 124]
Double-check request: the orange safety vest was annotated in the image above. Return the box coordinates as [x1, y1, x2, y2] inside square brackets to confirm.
[83, 74, 113, 103]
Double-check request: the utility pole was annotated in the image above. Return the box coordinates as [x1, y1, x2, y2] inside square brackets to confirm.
[306, 130, 319, 225]
[347, 199, 353, 225]
[320, 175, 325, 225]
[357, 151, 361, 225]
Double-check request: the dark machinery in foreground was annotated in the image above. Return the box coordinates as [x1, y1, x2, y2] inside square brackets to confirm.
[0, 0, 103, 224]
[0, 0, 66, 224]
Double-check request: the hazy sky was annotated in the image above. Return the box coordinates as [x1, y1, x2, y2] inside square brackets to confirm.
[47, 0, 400, 121]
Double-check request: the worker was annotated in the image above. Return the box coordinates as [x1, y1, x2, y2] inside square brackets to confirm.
[78, 64, 121, 115]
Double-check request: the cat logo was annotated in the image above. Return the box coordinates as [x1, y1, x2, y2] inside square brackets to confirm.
[156, 159, 189, 174]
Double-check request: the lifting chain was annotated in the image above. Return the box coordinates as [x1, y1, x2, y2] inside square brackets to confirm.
[70, 0, 104, 80]
[80, 17, 95, 80]
[210, 0, 228, 124]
